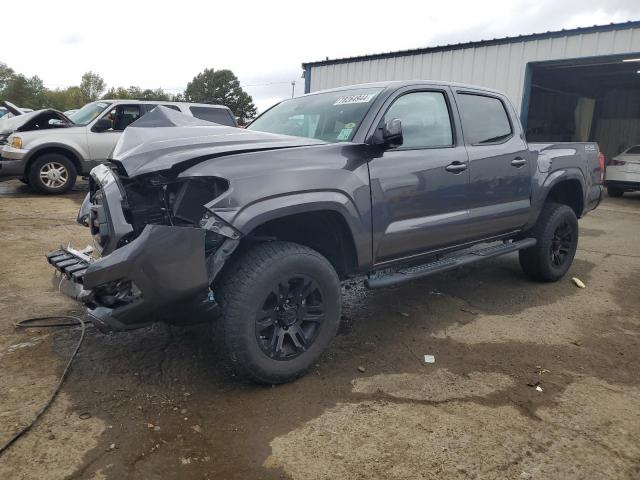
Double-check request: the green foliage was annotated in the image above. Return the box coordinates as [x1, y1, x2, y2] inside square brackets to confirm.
[0, 64, 99, 111]
[2, 74, 47, 109]
[43, 86, 84, 111]
[0, 63, 255, 123]
[79, 71, 106, 103]
[0, 62, 15, 91]
[102, 86, 173, 101]
[0, 65, 174, 111]
[185, 68, 256, 124]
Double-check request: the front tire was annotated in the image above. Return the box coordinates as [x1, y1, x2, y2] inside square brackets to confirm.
[217, 241, 341, 384]
[28, 154, 76, 194]
[607, 186, 624, 198]
[519, 202, 579, 282]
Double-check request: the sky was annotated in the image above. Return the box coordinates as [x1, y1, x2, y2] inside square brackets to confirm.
[3, 0, 640, 112]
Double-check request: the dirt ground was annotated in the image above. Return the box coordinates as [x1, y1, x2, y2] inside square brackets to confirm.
[0, 179, 639, 480]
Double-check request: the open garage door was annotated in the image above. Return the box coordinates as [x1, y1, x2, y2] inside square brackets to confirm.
[522, 54, 640, 161]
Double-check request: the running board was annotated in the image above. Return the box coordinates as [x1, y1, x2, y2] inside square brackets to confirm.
[365, 238, 537, 289]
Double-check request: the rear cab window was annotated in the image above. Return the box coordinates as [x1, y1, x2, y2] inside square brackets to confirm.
[456, 93, 512, 145]
[189, 106, 235, 126]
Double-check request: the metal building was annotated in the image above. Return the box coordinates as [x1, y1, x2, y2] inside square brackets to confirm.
[302, 21, 640, 158]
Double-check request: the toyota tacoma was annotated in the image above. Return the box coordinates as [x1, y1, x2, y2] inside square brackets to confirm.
[47, 81, 604, 384]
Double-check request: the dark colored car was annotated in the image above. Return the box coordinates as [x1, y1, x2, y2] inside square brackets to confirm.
[48, 81, 603, 384]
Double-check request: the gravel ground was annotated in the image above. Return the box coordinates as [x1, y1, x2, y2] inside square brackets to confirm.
[0, 179, 638, 480]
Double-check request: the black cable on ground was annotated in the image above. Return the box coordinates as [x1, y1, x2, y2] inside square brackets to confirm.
[0, 315, 86, 456]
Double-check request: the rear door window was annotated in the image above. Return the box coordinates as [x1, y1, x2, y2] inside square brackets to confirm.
[189, 106, 235, 126]
[457, 93, 512, 145]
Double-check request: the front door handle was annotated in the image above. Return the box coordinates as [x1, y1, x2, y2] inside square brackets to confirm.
[445, 161, 468, 174]
[511, 157, 527, 167]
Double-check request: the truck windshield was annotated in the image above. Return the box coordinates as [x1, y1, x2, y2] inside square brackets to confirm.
[69, 101, 112, 126]
[247, 88, 383, 142]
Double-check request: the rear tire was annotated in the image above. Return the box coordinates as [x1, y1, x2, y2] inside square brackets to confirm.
[216, 241, 341, 384]
[28, 154, 76, 195]
[519, 202, 578, 282]
[607, 186, 624, 198]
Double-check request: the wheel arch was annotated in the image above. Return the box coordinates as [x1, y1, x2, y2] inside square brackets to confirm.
[544, 177, 584, 218]
[233, 193, 370, 278]
[25, 144, 83, 177]
[539, 170, 586, 218]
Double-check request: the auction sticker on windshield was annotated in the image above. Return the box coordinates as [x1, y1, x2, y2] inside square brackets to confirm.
[334, 93, 377, 105]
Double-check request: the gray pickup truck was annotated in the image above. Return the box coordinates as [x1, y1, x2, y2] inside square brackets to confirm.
[48, 81, 603, 384]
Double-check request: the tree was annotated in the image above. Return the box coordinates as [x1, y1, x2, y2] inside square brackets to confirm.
[0, 62, 15, 92]
[102, 85, 173, 101]
[43, 86, 84, 111]
[79, 71, 105, 103]
[185, 68, 256, 124]
[2, 74, 47, 109]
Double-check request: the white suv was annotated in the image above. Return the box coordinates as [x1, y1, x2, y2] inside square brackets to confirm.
[605, 145, 640, 197]
[0, 100, 236, 194]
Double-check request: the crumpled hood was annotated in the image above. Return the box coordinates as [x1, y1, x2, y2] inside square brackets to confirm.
[0, 108, 69, 135]
[111, 106, 327, 178]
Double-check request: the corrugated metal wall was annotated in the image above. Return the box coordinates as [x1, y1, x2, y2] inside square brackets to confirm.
[307, 27, 640, 113]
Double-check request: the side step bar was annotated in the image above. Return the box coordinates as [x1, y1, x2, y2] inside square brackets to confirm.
[365, 238, 536, 289]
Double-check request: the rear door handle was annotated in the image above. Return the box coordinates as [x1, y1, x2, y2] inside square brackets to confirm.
[511, 157, 527, 167]
[445, 162, 468, 174]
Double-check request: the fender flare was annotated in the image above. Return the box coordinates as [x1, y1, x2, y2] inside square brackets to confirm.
[541, 168, 586, 202]
[24, 142, 85, 173]
[529, 168, 587, 225]
[231, 190, 372, 269]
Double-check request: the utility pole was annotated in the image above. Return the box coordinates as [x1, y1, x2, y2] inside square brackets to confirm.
[291, 81, 296, 98]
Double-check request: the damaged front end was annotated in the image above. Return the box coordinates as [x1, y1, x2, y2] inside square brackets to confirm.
[49, 163, 239, 332]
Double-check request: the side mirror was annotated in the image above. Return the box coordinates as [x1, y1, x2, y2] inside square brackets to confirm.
[381, 118, 403, 148]
[92, 118, 112, 133]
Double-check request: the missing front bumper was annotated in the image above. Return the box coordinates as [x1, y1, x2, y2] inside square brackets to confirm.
[48, 224, 212, 332]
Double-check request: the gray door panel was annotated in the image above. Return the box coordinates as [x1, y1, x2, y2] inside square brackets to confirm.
[465, 139, 532, 235]
[368, 88, 473, 264]
[454, 90, 532, 237]
[370, 146, 471, 263]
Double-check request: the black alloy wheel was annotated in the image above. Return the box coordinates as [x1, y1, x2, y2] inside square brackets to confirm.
[255, 275, 325, 360]
[550, 221, 573, 267]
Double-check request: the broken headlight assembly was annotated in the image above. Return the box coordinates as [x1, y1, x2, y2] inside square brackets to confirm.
[167, 177, 230, 227]
[116, 175, 230, 236]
